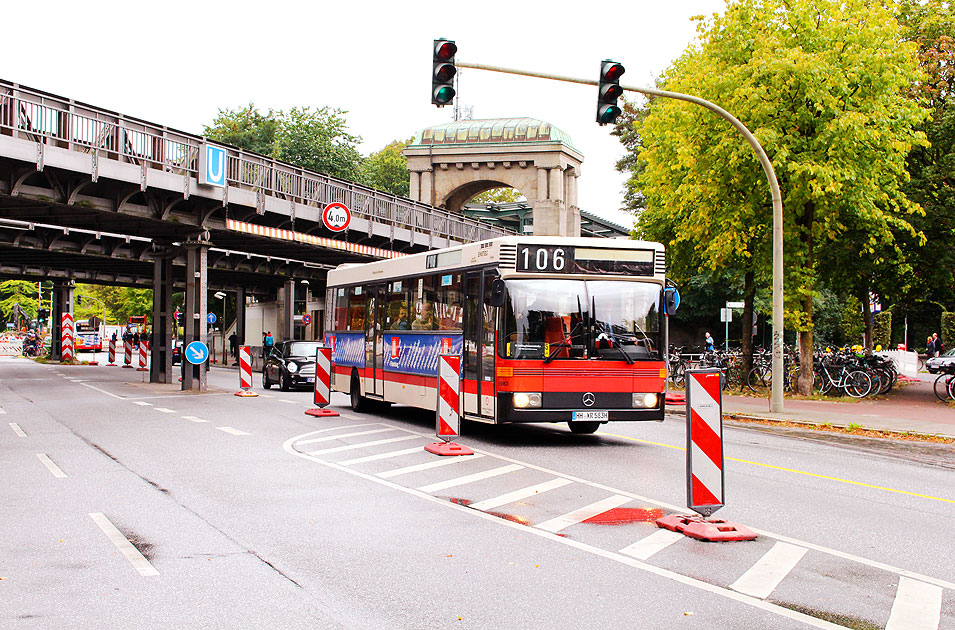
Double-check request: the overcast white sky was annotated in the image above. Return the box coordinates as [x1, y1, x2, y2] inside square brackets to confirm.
[1, 0, 726, 228]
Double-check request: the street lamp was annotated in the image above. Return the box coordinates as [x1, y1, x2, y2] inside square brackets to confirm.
[214, 291, 226, 364]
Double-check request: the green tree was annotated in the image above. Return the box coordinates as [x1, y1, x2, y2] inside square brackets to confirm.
[204, 105, 365, 182]
[363, 138, 413, 197]
[621, 0, 929, 392]
[469, 188, 525, 204]
[0, 280, 39, 325]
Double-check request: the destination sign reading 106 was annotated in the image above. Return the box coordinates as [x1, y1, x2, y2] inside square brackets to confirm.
[516, 245, 655, 276]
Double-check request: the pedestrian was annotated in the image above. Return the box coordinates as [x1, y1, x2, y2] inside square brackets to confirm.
[705, 331, 715, 352]
[927, 335, 935, 357]
[933, 332, 943, 356]
[229, 332, 238, 364]
[264, 331, 274, 356]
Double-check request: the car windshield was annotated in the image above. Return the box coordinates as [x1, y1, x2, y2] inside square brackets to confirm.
[500, 279, 662, 361]
[285, 342, 322, 358]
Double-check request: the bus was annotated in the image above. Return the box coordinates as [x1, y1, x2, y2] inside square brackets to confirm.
[325, 236, 672, 434]
[75, 318, 105, 352]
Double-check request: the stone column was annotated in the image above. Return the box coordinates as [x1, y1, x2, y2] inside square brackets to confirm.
[420, 169, 434, 207]
[408, 171, 420, 203]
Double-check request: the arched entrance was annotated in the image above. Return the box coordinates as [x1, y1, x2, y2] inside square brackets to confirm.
[403, 118, 584, 236]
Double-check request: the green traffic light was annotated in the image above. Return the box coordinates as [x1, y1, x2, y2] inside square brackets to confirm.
[597, 104, 622, 125]
[433, 85, 455, 105]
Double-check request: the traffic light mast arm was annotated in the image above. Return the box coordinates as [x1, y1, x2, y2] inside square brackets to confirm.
[456, 59, 785, 412]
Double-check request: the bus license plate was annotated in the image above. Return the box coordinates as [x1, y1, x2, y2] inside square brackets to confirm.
[573, 411, 608, 421]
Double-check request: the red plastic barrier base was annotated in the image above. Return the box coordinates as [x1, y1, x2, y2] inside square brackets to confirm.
[305, 408, 340, 417]
[424, 441, 474, 456]
[665, 391, 686, 405]
[235, 390, 259, 398]
[122, 365, 134, 369]
[656, 514, 757, 542]
[88, 361, 99, 366]
[136, 367, 148, 372]
[106, 363, 117, 367]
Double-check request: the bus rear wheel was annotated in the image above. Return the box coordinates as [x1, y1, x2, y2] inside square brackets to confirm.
[568, 421, 601, 434]
[350, 373, 368, 412]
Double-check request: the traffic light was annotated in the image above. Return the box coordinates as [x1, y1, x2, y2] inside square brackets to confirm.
[596, 60, 626, 125]
[75, 295, 82, 305]
[37, 308, 49, 323]
[432, 38, 457, 107]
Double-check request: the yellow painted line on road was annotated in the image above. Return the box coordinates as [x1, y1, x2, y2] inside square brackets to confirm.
[599, 432, 955, 505]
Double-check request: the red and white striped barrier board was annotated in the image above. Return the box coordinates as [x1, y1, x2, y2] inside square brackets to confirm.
[235, 346, 259, 398]
[61, 313, 74, 362]
[425, 353, 472, 456]
[107, 338, 117, 366]
[137, 341, 148, 371]
[655, 368, 756, 542]
[305, 346, 337, 416]
[123, 338, 133, 368]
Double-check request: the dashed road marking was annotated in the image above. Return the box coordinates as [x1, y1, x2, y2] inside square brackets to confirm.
[182, 416, 209, 423]
[278, 399, 297, 405]
[469, 477, 573, 512]
[619, 528, 686, 561]
[729, 542, 808, 599]
[9, 422, 26, 437]
[133, 401, 153, 406]
[0, 406, 6, 414]
[416, 464, 523, 493]
[885, 577, 942, 630]
[153, 407, 176, 414]
[536, 494, 632, 533]
[88, 512, 158, 576]
[36, 453, 68, 478]
[216, 426, 250, 436]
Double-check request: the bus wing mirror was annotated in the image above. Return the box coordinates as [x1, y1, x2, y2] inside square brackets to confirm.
[664, 287, 680, 315]
[489, 279, 507, 308]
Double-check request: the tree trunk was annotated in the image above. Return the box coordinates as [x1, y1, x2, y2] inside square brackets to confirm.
[741, 270, 756, 377]
[798, 295, 814, 395]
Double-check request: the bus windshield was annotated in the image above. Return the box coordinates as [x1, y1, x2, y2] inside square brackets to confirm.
[501, 279, 662, 361]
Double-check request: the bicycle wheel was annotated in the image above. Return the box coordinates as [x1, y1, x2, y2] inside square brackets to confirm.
[746, 366, 770, 393]
[947, 375, 955, 401]
[934, 374, 952, 401]
[845, 370, 873, 398]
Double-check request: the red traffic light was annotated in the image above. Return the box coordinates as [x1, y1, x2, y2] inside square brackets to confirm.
[434, 39, 457, 61]
[597, 59, 626, 126]
[434, 63, 456, 83]
[601, 61, 625, 82]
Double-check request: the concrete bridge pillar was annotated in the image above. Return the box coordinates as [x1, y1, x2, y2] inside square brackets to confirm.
[181, 241, 209, 392]
[50, 282, 73, 361]
[150, 255, 174, 384]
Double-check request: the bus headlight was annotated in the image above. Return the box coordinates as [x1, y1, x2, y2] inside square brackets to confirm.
[632, 393, 658, 408]
[287, 361, 299, 374]
[513, 392, 542, 408]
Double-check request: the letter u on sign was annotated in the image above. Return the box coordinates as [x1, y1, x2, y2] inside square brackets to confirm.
[200, 144, 227, 187]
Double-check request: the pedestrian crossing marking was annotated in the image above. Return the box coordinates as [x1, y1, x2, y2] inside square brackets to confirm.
[729, 541, 807, 599]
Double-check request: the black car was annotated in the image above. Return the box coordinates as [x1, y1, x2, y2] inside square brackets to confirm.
[926, 348, 955, 374]
[262, 340, 321, 391]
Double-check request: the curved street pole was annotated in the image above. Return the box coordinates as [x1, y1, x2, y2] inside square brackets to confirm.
[457, 61, 785, 411]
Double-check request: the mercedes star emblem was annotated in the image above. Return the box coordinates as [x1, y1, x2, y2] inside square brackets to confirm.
[582, 392, 596, 407]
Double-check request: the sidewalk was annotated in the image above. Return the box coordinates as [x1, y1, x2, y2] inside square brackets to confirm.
[669, 376, 955, 439]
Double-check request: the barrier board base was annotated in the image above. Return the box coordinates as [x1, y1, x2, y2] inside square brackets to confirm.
[235, 390, 259, 398]
[664, 391, 686, 405]
[305, 408, 339, 417]
[88, 361, 99, 366]
[656, 514, 757, 542]
[424, 441, 474, 456]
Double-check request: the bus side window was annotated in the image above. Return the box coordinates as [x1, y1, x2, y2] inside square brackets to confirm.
[412, 275, 437, 330]
[388, 282, 410, 330]
[436, 273, 463, 331]
[346, 287, 364, 331]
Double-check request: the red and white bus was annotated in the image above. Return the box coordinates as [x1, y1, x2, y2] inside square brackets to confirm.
[325, 236, 670, 434]
[75, 318, 104, 352]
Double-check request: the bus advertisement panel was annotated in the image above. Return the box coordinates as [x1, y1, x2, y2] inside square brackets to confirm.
[326, 236, 667, 435]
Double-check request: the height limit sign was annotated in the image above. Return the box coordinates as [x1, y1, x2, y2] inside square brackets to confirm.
[323, 203, 351, 232]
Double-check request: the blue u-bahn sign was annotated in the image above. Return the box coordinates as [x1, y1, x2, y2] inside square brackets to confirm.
[199, 144, 227, 187]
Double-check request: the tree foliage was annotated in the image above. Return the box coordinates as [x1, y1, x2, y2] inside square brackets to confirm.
[618, 0, 929, 388]
[0, 280, 38, 323]
[362, 138, 414, 197]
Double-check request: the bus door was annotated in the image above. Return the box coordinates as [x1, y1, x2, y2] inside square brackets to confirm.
[364, 285, 385, 398]
[463, 270, 498, 420]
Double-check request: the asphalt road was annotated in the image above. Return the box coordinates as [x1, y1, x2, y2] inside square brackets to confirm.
[1, 356, 953, 629]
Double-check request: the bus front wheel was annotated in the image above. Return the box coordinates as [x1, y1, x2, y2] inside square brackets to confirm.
[568, 421, 601, 434]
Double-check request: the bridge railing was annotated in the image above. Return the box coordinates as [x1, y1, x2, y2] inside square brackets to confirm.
[0, 79, 510, 245]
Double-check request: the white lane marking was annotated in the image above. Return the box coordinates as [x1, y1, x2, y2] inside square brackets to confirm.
[885, 577, 942, 630]
[416, 464, 523, 493]
[182, 415, 210, 423]
[284, 432, 846, 630]
[9, 422, 27, 437]
[88, 512, 159, 577]
[260, 394, 275, 398]
[133, 401, 153, 406]
[297, 427, 396, 445]
[730, 542, 808, 599]
[78, 383, 126, 399]
[36, 453, 68, 478]
[536, 494, 632, 533]
[306, 435, 419, 456]
[153, 408, 176, 414]
[619, 528, 686, 561]
[469, 477, 573, 512]
[376, 452, 486, 479]
[216, 426, 250, 436]
[339, 447, 425, 466]
[0, 406, 6, 414]
[278, 399, 297, 404]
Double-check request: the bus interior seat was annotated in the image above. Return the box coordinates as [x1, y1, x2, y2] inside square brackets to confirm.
[544, 317, 569, 357]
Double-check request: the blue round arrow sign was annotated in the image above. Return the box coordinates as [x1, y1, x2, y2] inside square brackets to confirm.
[185, 341, 209, 365]
[207, 312, 217, 324]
